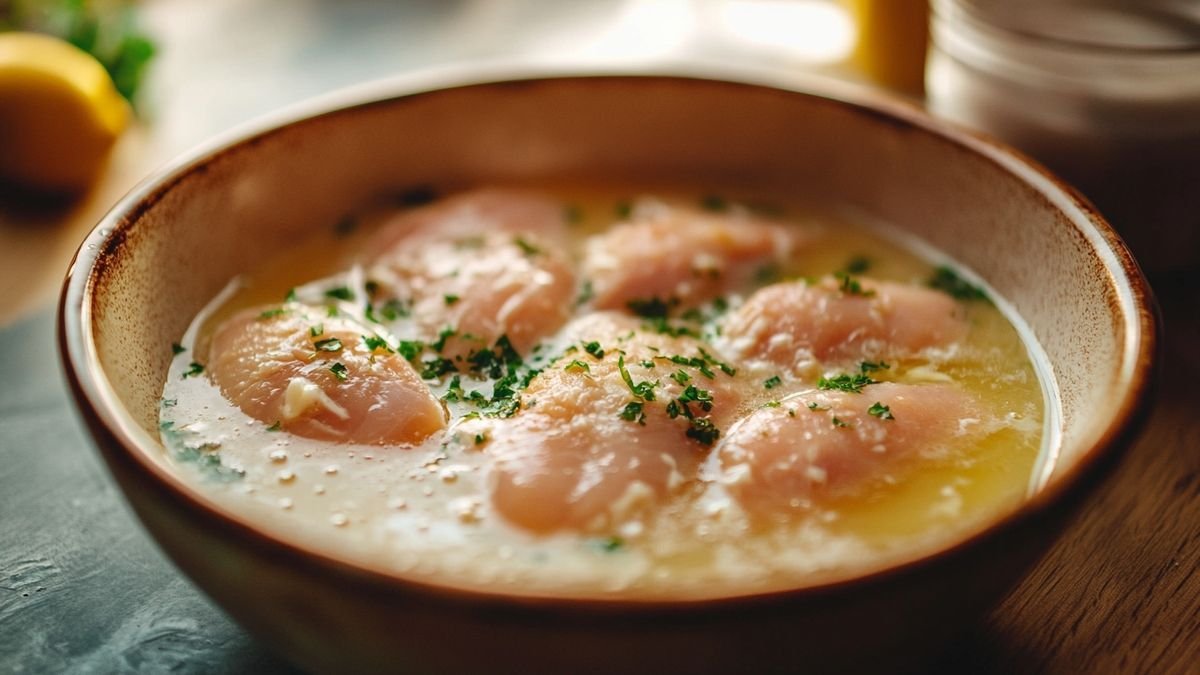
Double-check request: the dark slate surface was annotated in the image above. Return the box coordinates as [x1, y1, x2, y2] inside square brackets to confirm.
[0, 310, 297, 674]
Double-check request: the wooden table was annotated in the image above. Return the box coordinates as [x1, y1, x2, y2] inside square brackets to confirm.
[1, 2, 1196, 672]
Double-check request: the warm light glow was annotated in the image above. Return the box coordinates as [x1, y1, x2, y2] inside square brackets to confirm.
[716, 0, 855, 61]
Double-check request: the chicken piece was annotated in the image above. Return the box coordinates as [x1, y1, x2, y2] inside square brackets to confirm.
[582, 201, 794, 312]
[485, 313, 743, 533]
[717, 382, 981, 515]
[720, 276, 968, 370]
[207, 306, 445, 445]
[367, 188, 576, 357]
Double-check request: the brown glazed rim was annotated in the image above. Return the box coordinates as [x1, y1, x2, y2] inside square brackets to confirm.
[59, 64, 1158, 613]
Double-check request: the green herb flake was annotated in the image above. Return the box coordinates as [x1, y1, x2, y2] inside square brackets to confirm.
[397, 340, 424, 360]
[831, 416, 851, 428]
[420, 357, 458, 380]
[362, 335, 393, 353]
[575, 280, 595, 307]
[671, 370, 691, 386]
[595, 536, 625, 553]
[763, 400, 782, 408]
[817, 373, 877, 394]
[442, 375, 465, 402]
[324, 286, 355, 302]
[161, 398, 177, 408]
[181, 362, 204, 379]
[584, 341, 605, 359]
[835, 272, 875, 297]
[617, 355, 657, 401]
[928, 266, 990, 302]
[564, 359, 591, 374]
[763, 375, 782, 390]
[618, 400, 646, 425]
[444, 294, 461, 306]
[329, 362, 349, 381]
[843, 256, 871, 275]
[859, 360, 890, 374]
[431, 326, 457, 353]
[627, 296, 672, 318]
[258, 307, 287, 320]
[807, 401, 830, 412]
[266, 421, 282, 432]
[171, 342, 185, 356]
[686, 417, 720, 445]
[285, 287, 299, 302]
[380, 298, 410, 321]
[474, 433, 488, 446]
[513, 236, 541, 256]
[868, 402, 895, 420]
[313, 337, 343, 352]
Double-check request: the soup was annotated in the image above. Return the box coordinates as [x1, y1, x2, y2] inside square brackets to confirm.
[158, 185, 1046, 599]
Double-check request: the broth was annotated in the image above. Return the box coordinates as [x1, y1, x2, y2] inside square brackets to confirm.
[159, 185, 1046, 599]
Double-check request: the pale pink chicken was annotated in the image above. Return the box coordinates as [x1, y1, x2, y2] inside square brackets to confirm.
[720, 276, 968, 370]
[582, 201, 795, 311]
[207, 306, 445, 445]
[367, 188, 576, 357]
[717, 383, 982, 516]
[486, 313, 743, 533]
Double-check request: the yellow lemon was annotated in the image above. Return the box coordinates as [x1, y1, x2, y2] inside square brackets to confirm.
[846, 0, 930, 95]
[0, 32, 130, 193]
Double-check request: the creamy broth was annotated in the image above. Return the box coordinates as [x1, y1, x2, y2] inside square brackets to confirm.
[159, 185, 1046, 599]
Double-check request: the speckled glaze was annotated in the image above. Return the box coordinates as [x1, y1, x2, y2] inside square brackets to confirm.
[60, 70, 1157, 674]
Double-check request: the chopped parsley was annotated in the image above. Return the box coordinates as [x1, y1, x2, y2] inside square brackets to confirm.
[642, 317, 700, 338]
[859, 360, 890, 374]
[831, 416, 852, 428]
[474, 433, 488, 446]
[807, 401, 830, 412]
[443, 294, 461, 306]
[575, 280, 595, 306]
[442, 375, 465, 402]
[362, 335, 393, 353]
[397, 340, 424, 360]
[181, 362, 204, 379]
[171, 342, 185, 356]
[618, 400, 647, 425]
[763, 375, 782, 390]
[564, 359, 591, 374]
[685, 417, 720, 445]
[594, 535, 625, 553]
[310, 324, 324, 337]
[420, 357, 458, 380]
[513, 236, 541, 256]
[160, 398, 177, 408]
[380, 298, 410, 320]
[329, 362, 349, 381]
[835, 272, 875, 297]
[313, 337, 343, 352]
[868, 402, 895, 420]
[324, 286, 355, 302]
[258, 307, 287, 320]
[817, 372, 876, 394]
[431, 326, 458, 353]
[670, 370, 691, 385]
[627, 296, 673, 319]
[843, 256, 871, 275]
[583, 341, 605, 359]
[285, 288, 299, 302]
[617, 355, 657, 401]
[928, 266, 990, 302]
[265, 421, 282, 432]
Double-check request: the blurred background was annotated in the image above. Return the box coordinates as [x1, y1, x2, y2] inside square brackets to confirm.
[2, 2, 1198, 673]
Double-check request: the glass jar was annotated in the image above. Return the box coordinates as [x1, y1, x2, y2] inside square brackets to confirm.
[926, 0, 1200, 273]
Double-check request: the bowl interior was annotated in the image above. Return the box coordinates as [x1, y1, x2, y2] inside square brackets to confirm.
[69, 74, 1153, 587]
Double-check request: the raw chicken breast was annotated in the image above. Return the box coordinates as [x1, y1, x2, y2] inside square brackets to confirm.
[207, 306, 445, 445]
[717, 382, 981, 514]
[486, 313, 743, 533]
[583, 201, 795, 311]
[720, 276, 968, 369]
[367, 188, 576, 357]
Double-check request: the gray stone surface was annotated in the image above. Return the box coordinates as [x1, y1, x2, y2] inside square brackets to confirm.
[0, 311, 296, 674]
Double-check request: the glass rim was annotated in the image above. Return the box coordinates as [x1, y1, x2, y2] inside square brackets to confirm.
[932, 0, 1200, 57]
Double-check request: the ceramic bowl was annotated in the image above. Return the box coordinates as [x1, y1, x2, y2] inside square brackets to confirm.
[59, 71, 1157, 674]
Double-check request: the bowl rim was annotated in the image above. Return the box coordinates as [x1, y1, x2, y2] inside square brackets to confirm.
[58, 63, 1159, 611]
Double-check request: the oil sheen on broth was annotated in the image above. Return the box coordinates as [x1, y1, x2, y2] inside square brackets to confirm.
[160, 186, 1045, 599]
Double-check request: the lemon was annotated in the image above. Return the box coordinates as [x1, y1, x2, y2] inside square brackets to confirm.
[0, 32, 130, 193]
[846, 0, 930, 95]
